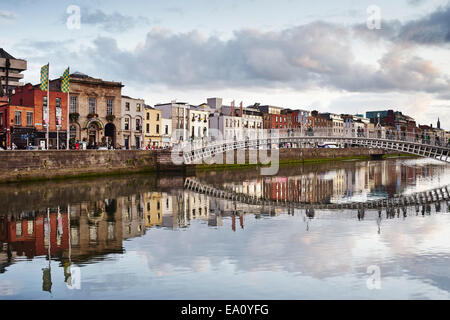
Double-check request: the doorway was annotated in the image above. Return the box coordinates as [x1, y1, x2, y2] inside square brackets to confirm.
[105, 123, 116, 148]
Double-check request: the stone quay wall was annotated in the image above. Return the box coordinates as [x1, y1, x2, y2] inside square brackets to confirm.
[0, 147, 391, 183]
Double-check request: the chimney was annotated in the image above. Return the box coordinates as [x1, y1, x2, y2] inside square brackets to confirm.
[239, 101, 243, 117]
[231, 100, 235, 117]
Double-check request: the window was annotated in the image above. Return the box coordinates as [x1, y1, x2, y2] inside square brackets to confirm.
[107, 222, 115, 240]
[15, 111, 21, 126]
[146, 112, 150, 120]
[27, 112, 33, 126]
[124, 118, 129, 130]
[146, 123, 150, 133]
[165, 125, 168, 135]
[156, 124, 159, 134]
[156, 113, 160, 121]
[125, 102, 130, 111]
[136, 104, 141, 112]
[27, 220, 34, 235]
[89, 98, 96, 114]
[43, 96, 48, 107]
[70, 125, 77, 139]
[136, 119, 141, 130]
[16, 222, 22, 237]
[70, 96, 78, 113]
[0, 113, 3, 126]
[107, 99, 113, 115]
[56, 97, 61, 108]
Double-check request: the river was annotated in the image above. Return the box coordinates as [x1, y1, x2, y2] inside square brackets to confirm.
[1, 157, 450, 299]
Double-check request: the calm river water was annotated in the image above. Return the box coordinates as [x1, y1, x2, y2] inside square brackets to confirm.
[1, 158, 450, 299]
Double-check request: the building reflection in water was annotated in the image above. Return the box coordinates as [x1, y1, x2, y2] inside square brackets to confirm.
[218, 160, 447, 204]
[0, 159, 448, 292]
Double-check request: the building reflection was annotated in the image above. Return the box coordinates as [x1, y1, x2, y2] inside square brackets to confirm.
[0, 209, 69, 260]
[67, 199, 123, 260]
[0, 159, 448, 291]
[218, 160, 446, 204]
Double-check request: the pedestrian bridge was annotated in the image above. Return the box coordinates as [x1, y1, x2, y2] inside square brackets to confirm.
[181, 129, 450, 164]
[184, 177, 450, 211]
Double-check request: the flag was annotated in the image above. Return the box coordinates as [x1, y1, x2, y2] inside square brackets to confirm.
[61, 67, 70, 93]
[40, 64, 49, 91]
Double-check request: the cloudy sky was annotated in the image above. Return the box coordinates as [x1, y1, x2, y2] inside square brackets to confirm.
[1, 0, 450, 128]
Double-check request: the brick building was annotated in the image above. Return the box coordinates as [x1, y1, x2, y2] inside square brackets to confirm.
[9, 83, 68, 149]
[257, 105, 288, 129]
[366, 110, 417, 133]
[308, 110, 332, 133]
[0, 104, 35, 149]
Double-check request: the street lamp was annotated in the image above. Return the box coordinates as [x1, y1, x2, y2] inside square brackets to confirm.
[6, 128, 10, 149]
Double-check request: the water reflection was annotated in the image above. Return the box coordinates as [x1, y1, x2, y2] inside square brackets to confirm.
[0, 158, 450, 299]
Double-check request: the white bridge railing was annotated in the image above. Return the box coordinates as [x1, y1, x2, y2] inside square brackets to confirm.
[176, 128, 450, 164]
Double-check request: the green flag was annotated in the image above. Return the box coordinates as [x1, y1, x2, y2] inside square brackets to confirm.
[61, 67, 70, 93]
[40, 63, 49, 91]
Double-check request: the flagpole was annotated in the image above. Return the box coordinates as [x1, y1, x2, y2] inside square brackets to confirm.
[65, 67, 70, 150]
[46, 63, 50, 150]
[67, 91, 70, 150]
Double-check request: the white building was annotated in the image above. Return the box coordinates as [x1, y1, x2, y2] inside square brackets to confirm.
[207, 99, 262, 142]
[242, 107, 263, 140]
[155, 101, 189, 144]
[188, 105, 209, 142]
[121, 96, 145, 149]
[320, 113, 344, 136]
[161, 117, 172, 148]
[343, 114, 368, 138]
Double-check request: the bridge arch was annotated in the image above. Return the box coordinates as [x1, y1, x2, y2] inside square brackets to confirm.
[183, 133, 450, 165]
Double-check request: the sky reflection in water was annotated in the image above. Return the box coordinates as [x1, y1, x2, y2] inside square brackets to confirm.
[0, 158, 449, 299]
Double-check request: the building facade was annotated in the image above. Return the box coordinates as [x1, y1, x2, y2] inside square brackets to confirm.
[121, 96, 145, 149]
[257, 105, 288, 129]
[155, 102, 189, 144]
[0, 104, 35, 149]
[242, 106, 263, 140]
[320, 113, 344, 136]
[188, 105, 209, 142]
[7, 83, 69, 149]
[52, 72, 123, 148]
[143, 105, 162, 149]
[0, 49, 27, 100]
[161, 117, 172, 148]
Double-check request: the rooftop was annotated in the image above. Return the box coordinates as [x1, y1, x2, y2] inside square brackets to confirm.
[0, 48, 15, 59]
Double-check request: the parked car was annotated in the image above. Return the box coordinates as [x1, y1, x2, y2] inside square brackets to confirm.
[318, 142, 339, 148]
[26, 145, 39, 150]
[97, 146, 108, 150]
